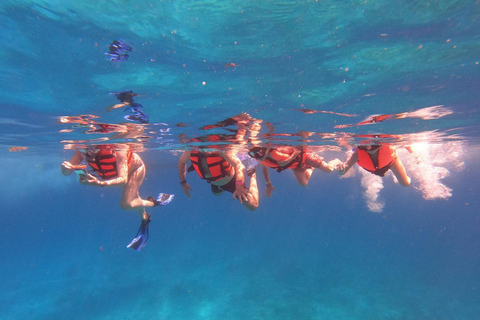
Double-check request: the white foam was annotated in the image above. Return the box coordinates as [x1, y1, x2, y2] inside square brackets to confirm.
[398, 141, 465, 200]
[358, 166, 385, 213]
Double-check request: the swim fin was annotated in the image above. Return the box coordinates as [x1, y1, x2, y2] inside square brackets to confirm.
[148, 193, 175, 207]
[127, 214, 151, 251]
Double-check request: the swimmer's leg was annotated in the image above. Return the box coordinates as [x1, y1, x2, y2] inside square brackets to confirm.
[390, 157, 411, 186]
[304, 152, 339, 173]
[243, 173, 259, 211]
[120, 164, 155, 214]
[293, 167, 314, 186]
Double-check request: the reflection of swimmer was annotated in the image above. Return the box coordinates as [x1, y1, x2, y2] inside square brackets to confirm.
[105, 40, 132, 63]
[124, 102, 149, 124]
[295, 109, 356, 117]
[8, 146, 28, 152]
[178, 149, 259, 211]
[114, 90, 137, 103]
[106, 91, 149, 124]
[338, 144, 411, 186]
[248, 146, 342, 197]
[106, 91, 137, 112]
[106, 53, 129, 63]
[182, 112, 257, 147]
[108, 40, 132, 55]
[334, 105, 452, 129]
[61, 144, 174, 251]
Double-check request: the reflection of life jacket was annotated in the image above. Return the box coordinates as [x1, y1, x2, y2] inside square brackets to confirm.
[261, 149, 306, 172]
[357, 145, 395, 177]
[189, 132, 237, 144]
[87, 147, 133, 179]
[189, 151, 232, 182]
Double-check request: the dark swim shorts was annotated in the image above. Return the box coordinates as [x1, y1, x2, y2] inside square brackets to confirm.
[211, 173, 237, 195]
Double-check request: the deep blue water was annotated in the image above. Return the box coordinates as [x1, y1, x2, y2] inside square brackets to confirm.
[1, 1, 480, 319]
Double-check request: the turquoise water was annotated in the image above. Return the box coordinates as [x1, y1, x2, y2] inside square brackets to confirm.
[1, 1, 480, 319]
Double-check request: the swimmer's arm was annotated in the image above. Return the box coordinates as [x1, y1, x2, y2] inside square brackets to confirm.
[224, 151, 246, 184]
[225, 151, 250, 203]
[178, 151, 190, 183]
[340, 150, 359, 175]
[262, 165, 276, 197]
[261, 165, 272, 185]
[178, 151, 193, 197]
[61, 150, 84, 176]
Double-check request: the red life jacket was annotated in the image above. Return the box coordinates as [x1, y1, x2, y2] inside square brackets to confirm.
[357, 145, 395, 176]
[261, 149, 306, 172]
[87, 147, 133, 179]
[189, 151, 232, 182]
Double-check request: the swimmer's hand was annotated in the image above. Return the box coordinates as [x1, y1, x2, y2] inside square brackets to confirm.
[233, 184, 250, 203]
[327, 158, 343, 172]
[79, 173, 101, 186]
[181, 182, 193, 198]
[265, 183, 276, 198]
[337, 162, 347, 176]
[62, 161, 86, 176]
[61, 161, 75, 175]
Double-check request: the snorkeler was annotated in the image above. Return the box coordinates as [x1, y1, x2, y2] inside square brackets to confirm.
[61, 144, 174, 251]
[338, 144, 411, 186]
[248, 146, 342, 197]
[178, 149, 259, 211]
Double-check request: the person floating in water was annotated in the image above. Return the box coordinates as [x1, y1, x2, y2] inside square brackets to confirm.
[337, 144, 411, 186]
[178, 113, 259, 211]
[106, 90, 149, 124]
[61, 144, 174, 251]
[105, 40, 132, 64]
[178, 148, 259, 211]
[248, 146, 343, 197]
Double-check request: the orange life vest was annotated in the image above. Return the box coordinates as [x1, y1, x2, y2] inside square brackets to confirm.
[261, 149, 306, 172]
[189, 151, 232, 182]
[87, 147, 133, 179]
[357, 145, 395, 176]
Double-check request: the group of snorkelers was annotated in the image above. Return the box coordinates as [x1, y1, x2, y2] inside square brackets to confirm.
[58, 39, 448, 252]
[61, 110, 412, 252]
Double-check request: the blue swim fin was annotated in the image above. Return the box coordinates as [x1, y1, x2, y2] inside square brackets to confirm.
[127, 214, 151, 251]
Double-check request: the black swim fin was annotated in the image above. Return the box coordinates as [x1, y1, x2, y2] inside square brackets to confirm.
[127, 214, 151, 251]
[148, 193, 175, 207]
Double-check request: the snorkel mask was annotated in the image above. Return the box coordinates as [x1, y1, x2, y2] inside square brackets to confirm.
[248, 147, 267, 159]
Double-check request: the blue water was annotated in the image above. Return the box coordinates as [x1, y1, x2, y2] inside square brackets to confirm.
[1, 1, 480, 319]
